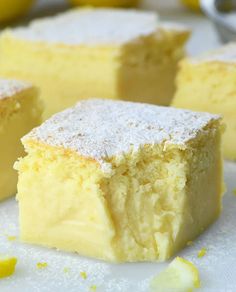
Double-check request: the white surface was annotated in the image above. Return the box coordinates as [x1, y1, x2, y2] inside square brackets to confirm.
[0, 1, 233, 292]
[0, 161, 236, 292]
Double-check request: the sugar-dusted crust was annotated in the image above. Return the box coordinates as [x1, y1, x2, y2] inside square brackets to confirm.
[23, 99, 220, 172]
[190, 43, 236, 64]
[0, 78, 31, 100]
[10, 8, 189, 46]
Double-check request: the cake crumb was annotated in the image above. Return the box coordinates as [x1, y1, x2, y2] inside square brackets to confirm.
[80, 271, 87, 279]
[150, 257, 200, 291]
[89, 285, 97, 291]
[198, 248, 207, 258]
[6, 235, 17, 241]
[63, 267, 70, 273]
[6, 235, 16, 241]
[187, 240, 194, 246]
[36, 262, 48, 269]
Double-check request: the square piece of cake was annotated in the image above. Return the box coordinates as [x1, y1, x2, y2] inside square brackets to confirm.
[0, 79, 42, 201]
[16, 99, 224, 262]
[0, 8, 190, 119]
[172, 43, 236, 160]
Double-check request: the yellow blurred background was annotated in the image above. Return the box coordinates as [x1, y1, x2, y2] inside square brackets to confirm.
[0, 0, 200, 23]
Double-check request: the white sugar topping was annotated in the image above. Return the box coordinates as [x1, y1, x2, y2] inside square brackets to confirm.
[191, 43, 236, 64]
[0, 78, 30, 100]
[10, 8, 187, 45]
[23, 99, 220, 173]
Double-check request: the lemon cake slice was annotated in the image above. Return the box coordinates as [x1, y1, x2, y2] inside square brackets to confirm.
[172, 43, 236, 160]
[16, 99, 224, 262]
[0, 79, 42, 201]
[0, 8, 190, 119]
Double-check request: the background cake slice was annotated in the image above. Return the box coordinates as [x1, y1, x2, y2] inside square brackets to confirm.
[16, 99, 224, 262]
[0, 79, 42, 201]
[0, 8, 190, 119]
[172, 43, 236, 160]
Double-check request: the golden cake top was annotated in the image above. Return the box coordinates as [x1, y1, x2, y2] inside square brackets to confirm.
[0, 79, 31, 100]
[10, 8, 187, 46]
[23, 99, 220, 173]
[190, 43, 236, 64]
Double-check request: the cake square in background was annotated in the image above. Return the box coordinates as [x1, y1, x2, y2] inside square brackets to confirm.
[172, 43, 236, 160]
[0, 78, 42, 201]
[0, 8, 189, 119]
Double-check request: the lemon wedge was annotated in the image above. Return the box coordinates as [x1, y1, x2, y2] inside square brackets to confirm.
[0, 256, 17, 279]
[150, 257, 200, 292]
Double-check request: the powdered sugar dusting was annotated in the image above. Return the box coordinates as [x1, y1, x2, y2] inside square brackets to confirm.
[10, 8, 187, 45]
[0, 78, 30, 100]
[23, 99, 220, 173]
[191, 43, 236, 64]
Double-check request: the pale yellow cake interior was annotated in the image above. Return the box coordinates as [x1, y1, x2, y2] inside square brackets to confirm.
[0, 87, 42, 200]
[172, 61, 236, 160]
[0, 24, 189, 120]
[16, 119, 223, 262]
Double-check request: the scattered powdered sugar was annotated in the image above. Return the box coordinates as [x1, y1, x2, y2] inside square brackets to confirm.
[10, 8, 187, 46]
[0, 79, 31, 100]
[23, 99, 220, 173]
[191, 43, 236, 64]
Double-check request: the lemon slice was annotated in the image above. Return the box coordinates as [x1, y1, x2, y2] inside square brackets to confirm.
[0, 256, 17, 278]
[150, 257, 200, 292]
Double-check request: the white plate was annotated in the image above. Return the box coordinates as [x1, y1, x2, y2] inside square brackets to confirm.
[0, 161, 236, 292]
[1, 2, 233, 291]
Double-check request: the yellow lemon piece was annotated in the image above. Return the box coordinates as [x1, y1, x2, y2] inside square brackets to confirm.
[63, 267, 70, 273]
[181, 0, 200, 11]
[68, 0, 139, 8]
[89, 285, 97, 291]
[0, 257, 17, 279]
[233, 189, 236, 196]
[80, 271, 87, 279]
[6, 235, 17, 242]
[36, 262, 48, 269]
[150, 257, 200, 292]
[198, 248, 207, 258]
[0, 0, 34, 23]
